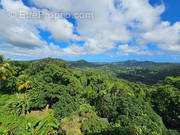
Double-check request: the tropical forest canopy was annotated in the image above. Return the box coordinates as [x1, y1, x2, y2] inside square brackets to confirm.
[0, 56, 180, 135]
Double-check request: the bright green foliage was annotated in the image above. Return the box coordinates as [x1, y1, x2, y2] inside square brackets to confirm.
[60, 104, 108, 135]
[28, 64, 83, 109]
[6, 93, 30, 115]
[25, 58, 67, 75]
[0, 94, 59, 135]
[77, 104, 108, 134]
[150, 80, 180, 129]
[52, 93, 80, 119]
[16, 74, 31, 92]
[108, 92, 166, 134]
[0, 56, 12, 90]
[164, 76, 180, 89]
[26, 114, 60, 135]
[1, 57, 180, 135]
[0, 112, 59, 135]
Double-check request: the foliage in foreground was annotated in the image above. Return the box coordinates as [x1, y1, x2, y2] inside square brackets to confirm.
[0, 57, 180, 135]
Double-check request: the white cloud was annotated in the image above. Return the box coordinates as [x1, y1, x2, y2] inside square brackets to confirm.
[62, 44, 86, 56]
[142, 22, 180, 52]
[31, 0, 166, 55]
[29, 0, 73, 12]
[0, 0, 81, 50]
[158, 44, 180, 52]
[117, 44, 153, 56]
[116, 0, 164, 30]
[143, 22, 180, 43]
[0, 42, 86, 59]
[1, 0, 29, 12]
[0, 10, 45, 49]
[84, 38, 115, 55]
[0, 0, 180, 59]
[40, 18, 80, 42]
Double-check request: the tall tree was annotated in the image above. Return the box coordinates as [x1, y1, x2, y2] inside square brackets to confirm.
[0, 55, 12, 89]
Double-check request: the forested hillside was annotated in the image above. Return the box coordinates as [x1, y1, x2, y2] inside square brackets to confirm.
[0, 56, 180, 135]
[68, 60, 180, 85]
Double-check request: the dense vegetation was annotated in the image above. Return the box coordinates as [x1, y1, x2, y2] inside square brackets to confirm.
[0, 56, 180, 135]
[69, 60, 180, 85]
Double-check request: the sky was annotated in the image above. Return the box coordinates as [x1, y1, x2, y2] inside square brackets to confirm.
[0, 0, 180, 62]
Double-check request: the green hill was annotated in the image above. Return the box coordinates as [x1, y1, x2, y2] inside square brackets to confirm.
[0, 56, 180, 134]
[68, 60, 180, 85]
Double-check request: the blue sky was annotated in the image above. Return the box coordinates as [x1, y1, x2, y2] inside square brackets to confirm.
[0, 0, 180, 62]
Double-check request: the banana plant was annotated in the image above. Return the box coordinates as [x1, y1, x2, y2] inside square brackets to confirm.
[25, 115, 60, 135]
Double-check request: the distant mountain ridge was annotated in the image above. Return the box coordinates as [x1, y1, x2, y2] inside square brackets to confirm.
[14, 58, 180, 67]
[68, 59, 180, 68]
[12, 58, 180, 85]
[67, 59, 180, 85]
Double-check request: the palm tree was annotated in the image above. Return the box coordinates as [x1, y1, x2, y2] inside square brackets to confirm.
[16, 75, 30, 92]
[16, 75, 31, 114]
[0, 55, 12, 89]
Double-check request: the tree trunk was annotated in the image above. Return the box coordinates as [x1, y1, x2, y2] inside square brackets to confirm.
[45, 104, 49, 111]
